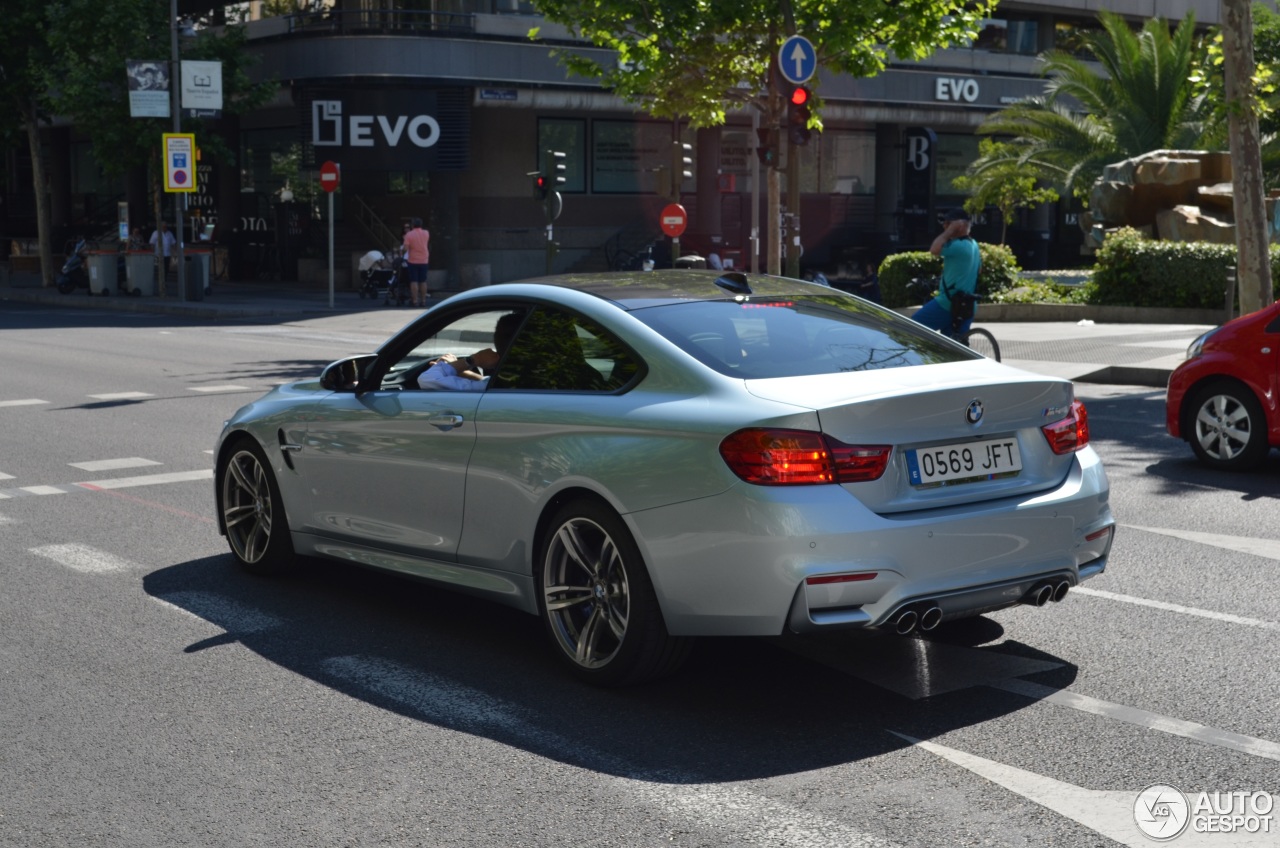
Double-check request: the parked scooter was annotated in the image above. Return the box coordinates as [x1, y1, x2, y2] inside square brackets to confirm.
[56, 238, 92, 294]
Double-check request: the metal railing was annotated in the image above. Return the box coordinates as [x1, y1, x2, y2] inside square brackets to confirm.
[349, 195, 399, 253]
[288, 9, 476, 36]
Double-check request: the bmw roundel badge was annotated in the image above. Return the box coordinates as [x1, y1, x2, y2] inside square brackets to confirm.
[966, 399, 984, 424]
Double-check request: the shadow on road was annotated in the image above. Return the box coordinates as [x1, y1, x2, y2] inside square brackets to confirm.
[144, 553, 1079, 785]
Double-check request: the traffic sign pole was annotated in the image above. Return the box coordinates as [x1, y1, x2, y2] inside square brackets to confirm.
[320, 162, 340, 309]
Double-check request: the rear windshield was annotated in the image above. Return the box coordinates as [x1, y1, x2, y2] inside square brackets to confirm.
[633, 295, 976, 379]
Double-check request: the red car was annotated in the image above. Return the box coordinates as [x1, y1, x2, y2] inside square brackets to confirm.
[1166, 303, 1280, 470]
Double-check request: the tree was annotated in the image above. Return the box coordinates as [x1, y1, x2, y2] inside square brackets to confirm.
[971, 11, 1211, 200]
[43, 0, 271, 265]
[529, 0, 995, 274]
[951, 139, 1059, 245]
[0, 1, 57, 286]
[1220, 0, 1272, 313]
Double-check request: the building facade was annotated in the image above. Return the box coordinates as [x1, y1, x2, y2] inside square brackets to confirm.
[1, 0, 1226, 285]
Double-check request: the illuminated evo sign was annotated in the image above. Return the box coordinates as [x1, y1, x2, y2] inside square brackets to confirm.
[935, 77, 980, 102]
[308, 91, 443, 170]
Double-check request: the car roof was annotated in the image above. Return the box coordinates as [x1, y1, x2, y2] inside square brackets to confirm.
[507, 270, 838, 310]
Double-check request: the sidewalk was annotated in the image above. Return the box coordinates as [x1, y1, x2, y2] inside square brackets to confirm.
[0, 271, 1213, 388]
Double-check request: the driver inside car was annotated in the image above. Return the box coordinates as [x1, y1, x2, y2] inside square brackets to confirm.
[416, 312, 521, 391]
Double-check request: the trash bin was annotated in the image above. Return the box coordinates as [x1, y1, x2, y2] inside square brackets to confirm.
[184, 251, 209, 300]
[126, 252, 157, 296]
[86, 251, 117, 295]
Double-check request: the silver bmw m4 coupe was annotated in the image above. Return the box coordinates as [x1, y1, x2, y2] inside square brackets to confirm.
[215, 271, 1113, 685]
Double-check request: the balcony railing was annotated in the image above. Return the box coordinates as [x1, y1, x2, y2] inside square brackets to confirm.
[287, 9, 477, 37]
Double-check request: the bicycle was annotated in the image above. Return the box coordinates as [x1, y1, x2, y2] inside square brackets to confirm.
[907, 276, 1001, 362]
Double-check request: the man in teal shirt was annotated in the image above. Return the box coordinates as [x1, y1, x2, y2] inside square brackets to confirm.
[914, 207, 981, 337]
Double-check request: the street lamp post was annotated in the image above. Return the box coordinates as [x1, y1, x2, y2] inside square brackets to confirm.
[170, 0, 187, 301]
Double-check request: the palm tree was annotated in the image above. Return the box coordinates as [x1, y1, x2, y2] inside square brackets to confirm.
[967, 10, 1212, 198]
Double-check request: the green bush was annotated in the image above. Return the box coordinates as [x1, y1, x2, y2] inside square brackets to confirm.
[1090, 227, 1280, 308]
[879, 242, 1020, 308]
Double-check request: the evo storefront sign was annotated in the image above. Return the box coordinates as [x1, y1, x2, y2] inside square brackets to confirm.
[310, 91, 443, 170]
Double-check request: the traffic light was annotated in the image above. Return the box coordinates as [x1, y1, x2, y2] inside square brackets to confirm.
[672, 140, 693, 196]
[787, 85, 813, 147]
[543, 149, 566, 191]
[755, 128, 777, 168]
[533, 149, 566, 200]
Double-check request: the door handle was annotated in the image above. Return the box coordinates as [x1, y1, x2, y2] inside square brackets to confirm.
[428, 413, 465, 430]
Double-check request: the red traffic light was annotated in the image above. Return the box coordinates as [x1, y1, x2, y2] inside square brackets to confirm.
[790, 86, 810, 106]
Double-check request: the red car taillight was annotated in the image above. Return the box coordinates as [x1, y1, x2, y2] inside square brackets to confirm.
[719, 428, 891, 485]
[1041, 400, 1090, 455]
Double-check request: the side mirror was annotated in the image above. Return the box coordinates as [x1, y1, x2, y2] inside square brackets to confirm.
[319, 354, 377, 391]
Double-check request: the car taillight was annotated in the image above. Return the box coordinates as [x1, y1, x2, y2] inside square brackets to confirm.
[719, 428, 891, 485]
[1041, 400, 1090, 455]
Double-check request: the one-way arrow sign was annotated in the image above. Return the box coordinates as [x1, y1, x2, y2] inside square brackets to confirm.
[778, 35, 817, 85]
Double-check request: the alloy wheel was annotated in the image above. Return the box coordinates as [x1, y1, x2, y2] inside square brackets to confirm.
[542, 517, 631, 670]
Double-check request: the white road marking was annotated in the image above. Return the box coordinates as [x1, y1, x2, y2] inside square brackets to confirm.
[76, 469, 212, 489]
[1123, 524, 1280, 561]
[992, 679, 1280, 761]
[153, 591, 282, 633]
[0, 471, 13, 480]
[0, 399, 49, 407]
[324, 655, 899, 847]
[20, 485, 66, 496]
[1072, 586, 1280, 632]
[892, 733, 1276, 847]
[31, 543, 138, 574]
[87, 392, 155, 400]
[188, 385, 252, 393]
[68, 457, 162, 472]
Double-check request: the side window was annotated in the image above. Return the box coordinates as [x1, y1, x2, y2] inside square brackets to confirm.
[491, 307, 640, 392]
[380, 308, 514, 390]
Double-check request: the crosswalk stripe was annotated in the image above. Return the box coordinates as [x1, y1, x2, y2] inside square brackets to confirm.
[20, 485, 66, 496]
[31, 543, 138, 574]
[69, 457, 163, 472]
[188, 385, 251, 393]
[0, 399, 49, 407]
[87, 392, 155, 400]
[76, 469, 213, 489]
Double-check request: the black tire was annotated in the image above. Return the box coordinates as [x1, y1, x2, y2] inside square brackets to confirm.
[218, 438, 296, 574]
[536, 499, 690, 686]
[1186, 381, 1270, 471]
[961, 327, 1000, 361]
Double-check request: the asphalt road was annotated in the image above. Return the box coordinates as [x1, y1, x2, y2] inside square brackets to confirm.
[1, 302, 1276, 848]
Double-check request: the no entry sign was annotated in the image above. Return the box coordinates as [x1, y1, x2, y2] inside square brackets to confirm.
[660, 203, 687, 238]
[320, 160, 340, 193]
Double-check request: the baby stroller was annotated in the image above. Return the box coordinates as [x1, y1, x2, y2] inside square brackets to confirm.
[357, 250, 404, 305]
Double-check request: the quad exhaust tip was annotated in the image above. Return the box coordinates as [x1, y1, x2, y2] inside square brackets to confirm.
[893, 609, 919, 635]
[919, 606, 944, 632]
[1051, 580, 1070, 602]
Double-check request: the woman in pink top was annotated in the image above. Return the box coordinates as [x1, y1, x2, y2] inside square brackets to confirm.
[402, 216, 431, 308]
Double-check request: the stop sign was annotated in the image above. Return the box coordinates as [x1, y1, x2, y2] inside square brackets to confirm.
[319, 161, 340, 193]
[660, 203, 687, 238]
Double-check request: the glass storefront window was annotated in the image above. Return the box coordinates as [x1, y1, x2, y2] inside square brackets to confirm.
[590, 120, 674, 194]
[791, 130, 874, 195]
[935, 133, 980, 199]
[538, 118, 586, 193]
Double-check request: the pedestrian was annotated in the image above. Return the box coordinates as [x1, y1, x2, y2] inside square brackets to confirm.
[127, 226, 147, 252]
[913, 208, 980, 338]
[402, 216, 430, 308]
[150, 221, 177, 279]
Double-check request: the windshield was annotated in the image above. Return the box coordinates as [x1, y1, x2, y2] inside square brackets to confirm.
[633, 295, 976, 379]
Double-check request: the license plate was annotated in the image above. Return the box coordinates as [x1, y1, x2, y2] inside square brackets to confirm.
[906, 437, 1022, 486]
